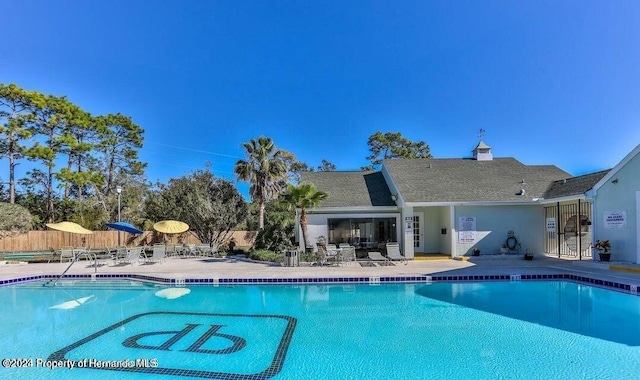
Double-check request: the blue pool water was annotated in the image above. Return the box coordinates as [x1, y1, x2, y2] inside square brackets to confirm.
[1, 280, 639, 379]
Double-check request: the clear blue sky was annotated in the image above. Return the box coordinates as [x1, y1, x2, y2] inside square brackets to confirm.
[2, 1, 639, 196]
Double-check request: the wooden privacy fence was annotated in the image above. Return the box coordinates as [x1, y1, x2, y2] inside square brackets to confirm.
[0, 230, 256, 252]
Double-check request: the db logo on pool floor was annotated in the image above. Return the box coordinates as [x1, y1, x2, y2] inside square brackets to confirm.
[48, 311, 297, 379]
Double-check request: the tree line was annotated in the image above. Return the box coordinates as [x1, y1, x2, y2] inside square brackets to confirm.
[0, 83, 144, 227]
[1, 83, 432, 250]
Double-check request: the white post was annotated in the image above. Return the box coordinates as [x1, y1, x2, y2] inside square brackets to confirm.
[401, 206, 415, 259]
[449, 206, 456, 258]
[636, 192, 640, 264]
[116, 185, 122, 247]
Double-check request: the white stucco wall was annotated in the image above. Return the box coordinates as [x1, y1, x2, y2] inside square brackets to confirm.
[411, 206, 450, 254]
[594, 152, 640, 263]
[421, 207, 442, 253]
[440, 207, 452, 255]
[453, 205, 544, 256]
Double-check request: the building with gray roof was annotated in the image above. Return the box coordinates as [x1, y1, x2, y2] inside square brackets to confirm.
[297, 141, 640, 264]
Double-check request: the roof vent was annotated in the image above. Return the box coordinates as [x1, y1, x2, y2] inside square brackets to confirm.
[517, 189, 526, 196]
[563, 179, 567, 184]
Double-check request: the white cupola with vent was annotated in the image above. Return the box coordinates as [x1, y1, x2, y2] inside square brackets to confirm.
[473, 141, 493, 161]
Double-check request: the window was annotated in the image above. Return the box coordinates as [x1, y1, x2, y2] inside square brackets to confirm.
[328, 217, 397, 247]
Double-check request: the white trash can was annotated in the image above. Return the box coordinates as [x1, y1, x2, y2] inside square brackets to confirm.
[284, 250, 299, 267]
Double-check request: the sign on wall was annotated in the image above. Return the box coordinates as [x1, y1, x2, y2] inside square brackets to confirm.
[546, 217, 556, 232]
[405, 216, 413, 233]
[604, 211, 627, 229]
[458, 216, 476, 244]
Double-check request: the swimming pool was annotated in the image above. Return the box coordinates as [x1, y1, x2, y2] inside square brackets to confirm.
[1, 280, 639, 379]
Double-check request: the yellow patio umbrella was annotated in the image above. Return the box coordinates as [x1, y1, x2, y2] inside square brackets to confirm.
[46, 221, 93, 247]
[46, 221, 93, 235]
[153, 220, 189, 234]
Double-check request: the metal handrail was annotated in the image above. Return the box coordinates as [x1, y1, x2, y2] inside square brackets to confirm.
[43, 253, 82, 287]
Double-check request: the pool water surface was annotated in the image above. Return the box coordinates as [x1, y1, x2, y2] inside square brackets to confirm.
[1, 280, 638, 379]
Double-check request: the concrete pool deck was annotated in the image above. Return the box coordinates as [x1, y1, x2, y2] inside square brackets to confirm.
[1, 254, 640, 290]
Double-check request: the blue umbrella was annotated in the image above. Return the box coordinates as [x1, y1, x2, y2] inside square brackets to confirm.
[106, 221, 144, 234]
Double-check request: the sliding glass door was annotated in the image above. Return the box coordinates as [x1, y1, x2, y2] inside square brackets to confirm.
[327, 217, 398, 248]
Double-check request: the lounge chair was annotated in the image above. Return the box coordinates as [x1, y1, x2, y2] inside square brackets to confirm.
[60, 246, 74, 263]
[184, 244, 198, 258]
[338, 244, 356, 266]
[75, 247, 93, 262]
[197, 244, 219, 257]
[325, 244, 339, 265]
[367, 251, 389, 264]
[113, 246, 128, 262]
[93, 248, 114, 266]
[144, 244, 166, 264]
[386, 242, 406, 263]
[165, 244, 179, 257]
[117, 247, 143, 265]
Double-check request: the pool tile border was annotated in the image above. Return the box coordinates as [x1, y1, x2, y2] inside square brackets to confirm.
[1, 273, 638, 295]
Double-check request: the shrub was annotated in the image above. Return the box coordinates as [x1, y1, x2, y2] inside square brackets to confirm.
[249, 249, 283, 263]
[248, 200, 295, 252]
[0, 202, 32, 239]
[300, 251, 316, 262]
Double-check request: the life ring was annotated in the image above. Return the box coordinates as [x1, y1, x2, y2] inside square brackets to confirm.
[506, 236, 518, 250]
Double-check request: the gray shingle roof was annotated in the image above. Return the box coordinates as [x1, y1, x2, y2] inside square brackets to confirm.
[542, 169, 610, 199]
[383, 157, 571, 203]
[299, 171, 395, 207]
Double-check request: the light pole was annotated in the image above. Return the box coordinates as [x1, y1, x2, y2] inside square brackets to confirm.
[116, 186, 122, 246]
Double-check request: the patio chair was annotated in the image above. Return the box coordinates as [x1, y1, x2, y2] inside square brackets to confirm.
[165, 243, 182, 257]
[184, 244, 198, 258]
[113, 246, 128, 262]
[59, 246, 75, 263]
[117, 247, 143, 265]
[367, 251, 389, 264]
[338, 244, 356, 266]
[386, 242, 406, 263]
[93, 248, 114, 266]
[75, 247, 93, 262]
[325, 244, 340, 265]
[144, 244, 166, 264]
[197, 244, 213, 257]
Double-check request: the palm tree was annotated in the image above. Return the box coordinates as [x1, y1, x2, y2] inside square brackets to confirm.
[281, 183, 328, 250]
[234, 136, 291, 229]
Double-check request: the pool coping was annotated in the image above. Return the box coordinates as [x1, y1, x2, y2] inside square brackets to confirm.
[3, 272, 639, 295]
